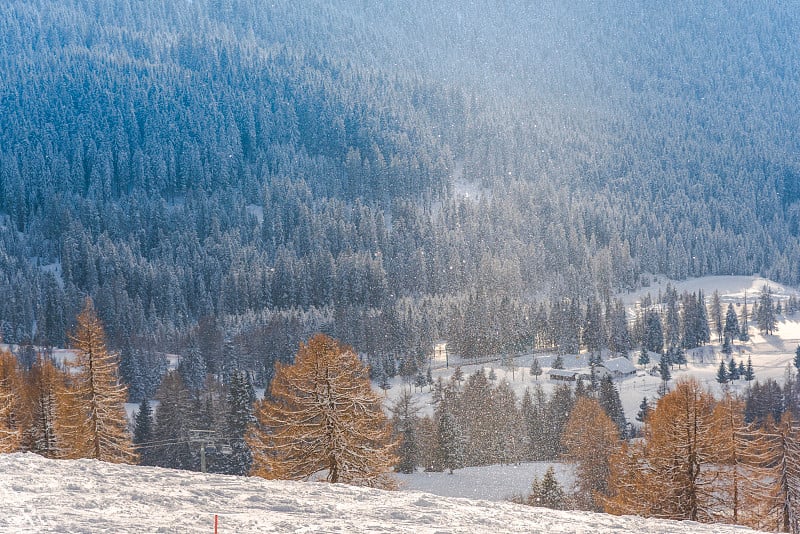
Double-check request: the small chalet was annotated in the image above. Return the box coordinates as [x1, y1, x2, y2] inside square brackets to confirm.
[599, 357, 637, 379]
[549, 369, 580, 382]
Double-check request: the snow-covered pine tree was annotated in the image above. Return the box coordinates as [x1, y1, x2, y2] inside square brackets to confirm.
[247, 334, 397, 488]
[598, 375, 627, 437]
[224, 369, 256, 475]
[390, 389, 421, 474]
[133, 398, 155, 465]
[151, 370, 197, 470]
[526, 466, 567, 510]
[64, 298, 137, 463]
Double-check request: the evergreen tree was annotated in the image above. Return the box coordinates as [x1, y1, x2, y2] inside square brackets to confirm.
[711, 290, 723, 343]
[598, 375, 627, 437]
[794, 345, 800, 374]
[529, 357, 542, 380]
[526, 466, 567, 510]
[436, 408, 464, 474]
[64, 298, 137, 463]
[390, 389, 420, 474]
[659, 354, 671, 385]
[642, 309, 664, 354]
[727, 358, 740, 381]
[133, 398, 155, 466]
[224, 370, 256, 475]
[744, 356, 755, 382]
[247, 334, 397, 488]
[151, 371, 197, 470]
[740, 294, 751, 341]
[724, 303, 740, 345]
[636, 397, 650, 423]
[637, 346, 650, 367]
[756, 285, 777, 336]
[717, 360, 729, 384]
[552, 354, 564, 370]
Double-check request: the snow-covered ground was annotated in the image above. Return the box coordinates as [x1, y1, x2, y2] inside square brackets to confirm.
[0, 453, 764, 533]
[397, 462, 574, 502]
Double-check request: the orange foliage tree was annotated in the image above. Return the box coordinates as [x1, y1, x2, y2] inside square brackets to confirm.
[247, 333, 397, 488]
[562, 396, 620, 511]
[62, 298, 137, 463]
[0, 348, 22, 453]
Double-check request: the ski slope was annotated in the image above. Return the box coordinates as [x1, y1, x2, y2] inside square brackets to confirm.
[0, 453, 764, 533]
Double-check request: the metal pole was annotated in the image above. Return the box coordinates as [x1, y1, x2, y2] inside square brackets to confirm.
[200, 441, 207, 473]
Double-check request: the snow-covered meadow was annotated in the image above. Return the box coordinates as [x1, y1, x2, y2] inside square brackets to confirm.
[0, 453, 764, 533]
[385, 275, 800, 432]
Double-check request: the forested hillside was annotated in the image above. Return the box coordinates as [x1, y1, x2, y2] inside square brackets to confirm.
[2, 0, 800, 393]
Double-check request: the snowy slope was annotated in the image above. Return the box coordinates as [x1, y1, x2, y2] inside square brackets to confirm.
[0, 453, 763, 533]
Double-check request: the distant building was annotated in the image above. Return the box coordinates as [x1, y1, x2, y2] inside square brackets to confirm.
[549, 369, 580, 382]
[432, 341, 449, 364]
[599, 357, 637, 379]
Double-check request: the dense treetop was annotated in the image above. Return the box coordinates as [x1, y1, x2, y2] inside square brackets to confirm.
[1, 0, 800, 381]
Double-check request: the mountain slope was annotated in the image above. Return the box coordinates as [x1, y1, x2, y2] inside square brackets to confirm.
[0, 453, 764, 533]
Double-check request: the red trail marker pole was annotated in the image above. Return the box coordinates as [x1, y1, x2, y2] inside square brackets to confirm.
[214, 514, 218, 534]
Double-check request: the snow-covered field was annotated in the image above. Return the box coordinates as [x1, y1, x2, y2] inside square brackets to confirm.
[397, 462, 574, 502]
[0, 453, 764, 533]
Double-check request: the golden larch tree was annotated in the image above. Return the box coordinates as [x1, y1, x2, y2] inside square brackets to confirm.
[0, 348, 22, 453]
[247, 333, 397, 488]
[604, 377, 718, 521]
[562, 396, 620, 511]
[22, 355, 70, 458]
[63, 298, 137, 463]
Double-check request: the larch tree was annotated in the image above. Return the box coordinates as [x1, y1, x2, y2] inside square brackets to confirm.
[247, 334, 397, 488]
[562, 396, 620, 511]
[604, 378, 718, 521]
[0, 349, 22, 453]
[23, 355, 68, 458]
[64, 298, 137, 463]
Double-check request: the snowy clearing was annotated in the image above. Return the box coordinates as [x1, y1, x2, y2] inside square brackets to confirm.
[0, 453, 763, 533]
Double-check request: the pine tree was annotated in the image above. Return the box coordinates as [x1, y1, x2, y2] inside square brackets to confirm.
[390, 389, 421, 474]
[637, 346, 650, 367]
[757, 285, 777, 336]
[247, 334, 397, 488]
[717, 360, 729, 384]
[133, 398, 155, 465]
[740, 293, 751, 341]
[225, 369, 256, 475]
[64, 298, 137, 463]
[562, 396, 620, 510]
[724, 303, 740, 345]
[552, 354, 564, 370]
[151, 370, 197, 470]
[744, 356, 755, 382]
[794, 345, 800, 374]
[436, 408, 464, 474]
[728, 358, 740, 380]
[712, 290, 723, 343]
[598, 375, 627, 437]
[636, 397, 650, 423]
[529, 357, 542, 380]
[526, 466, 567, 510]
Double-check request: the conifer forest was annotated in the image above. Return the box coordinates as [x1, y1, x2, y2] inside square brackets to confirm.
[1, 0, 800, 530]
